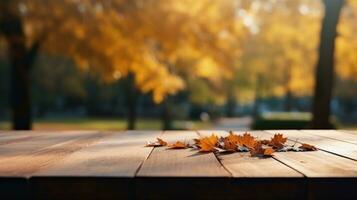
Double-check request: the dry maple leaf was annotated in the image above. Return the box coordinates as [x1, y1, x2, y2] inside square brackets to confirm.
[222, 132, 241, 151]
[260, 139, 270, 145]
[157, 138, 167, 146]
[168, 141, 188, 149]
[240, 133, 257, 149]
[146, 138, 168, 147]
[249, 143, 274, 157]
[269, 134, 287, 149]
[299, 143, 317, 151]
[198, 134, 219, 152]
[193, 138, 201, 145]
[263, 147, 275, 156]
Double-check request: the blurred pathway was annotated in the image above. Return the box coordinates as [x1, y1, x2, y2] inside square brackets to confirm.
[213, 117, 252, 131]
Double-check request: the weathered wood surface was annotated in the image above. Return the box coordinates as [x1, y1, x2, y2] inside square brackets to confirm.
[266, 130, 357, 161]
[0, 130, 356, 200]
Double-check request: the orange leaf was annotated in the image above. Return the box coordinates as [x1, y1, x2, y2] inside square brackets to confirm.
[168, 141, 188, 149]
[157, 138, 168, 146]
[240, 132, 257, 149]
[269, 134, 287, 149]
[260, 139, 270, 145]
[222, 132, 240, 151]
[249, 143, 274, 157]
[146, 138, 168, 147]
[198, 134, 218, 152]
[263, 147, 274, 156]
[299, 143, 317, 151]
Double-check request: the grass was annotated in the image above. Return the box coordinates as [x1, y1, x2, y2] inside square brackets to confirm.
[0, 117, 212, 131]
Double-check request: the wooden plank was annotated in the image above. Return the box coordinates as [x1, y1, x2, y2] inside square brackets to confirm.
[0, 131, 105, 177]
[264, 130, 357, 176]
[263, 130, 357, 200]
[198, 130, 303, 178]
[266, 130, 357, 161]
[34, 131, 160, 177]
[301, 130, 357, 145]
[0, 131, 99, 161]
[198, 130, 306, 199]
[137, 131, 307, 199]
[342, 130, 357, 134]
[0, 131, 55, 146]
[31, 131, 161, 200]
[137, 131, 228, 177]
[136, 131, 235, 199]
[0, 131, 103, 199]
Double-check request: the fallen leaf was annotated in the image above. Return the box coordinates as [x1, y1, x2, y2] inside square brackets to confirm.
[222, 132, 241, 151]
[198, 134, 218, 152]
[168, 141, 188, 149]
[299, 143, 317, 151]
[269, 134, 287, 149]
[193, 138, 201, 145]
[240, 133, 257, 149]
[146, 138, 168, 147]
[263, 147, 274, 156]
[260, 139, 270, 145]
[249, 143, 274, 157]
[157, 138, 167, 146]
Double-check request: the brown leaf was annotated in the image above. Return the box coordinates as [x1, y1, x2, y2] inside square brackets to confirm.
[299, 143, 317, 151]
[222, 132, 240, 151]
[260, 139, 270, 145]
[168, 141, 188, 149]
[263, 147, 275, 156]
[240, 132, 257, 149]
[146, 138, 168, 147]
[193, 138, 201, 145]
[157, 138, 167, 146]
[269, 134, 287, 149]
[249, 143, 274, 157]
[198, 134, 219, 152]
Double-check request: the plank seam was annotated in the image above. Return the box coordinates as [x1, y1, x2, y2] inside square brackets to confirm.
[301, 130, 357, 146]
[272, 157, 307, 178]
[194, 130, 233, 177]
[265, 131, 357, 162]
[134, 131, 163, 177]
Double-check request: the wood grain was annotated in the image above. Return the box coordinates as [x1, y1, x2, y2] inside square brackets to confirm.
[198, 130, 303, 178]
[31, 131, 161, 200]
[266, 130, 357, 161]
[301, 130, 357, 145]
[137, 131, 229, 177]
[137, 130, 304, 199]
[264, 130, 357, 177]
[0, 130, 356, 200]
[34, 131, 161, 177]
[0, 131, 105, 177]
[0, 131, 99, 162]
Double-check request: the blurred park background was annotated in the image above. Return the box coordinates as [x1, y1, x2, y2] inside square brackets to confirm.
[0, 0, 356, 131]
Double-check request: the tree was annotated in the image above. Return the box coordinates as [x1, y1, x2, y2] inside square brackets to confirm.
[0, 1, 41, 130]
[312, 0, 345, 129]
[1, 0, 244, 129]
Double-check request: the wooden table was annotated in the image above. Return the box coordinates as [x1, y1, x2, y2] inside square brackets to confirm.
[0, 130, 356, 200]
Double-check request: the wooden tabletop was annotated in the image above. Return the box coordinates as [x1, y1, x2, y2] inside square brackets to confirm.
[0, 130, 356, 200]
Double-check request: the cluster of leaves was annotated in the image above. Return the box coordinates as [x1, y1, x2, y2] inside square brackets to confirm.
[146, 131, 317, 157]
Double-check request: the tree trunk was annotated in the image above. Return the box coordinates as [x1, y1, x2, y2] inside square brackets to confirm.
[225, 92, 236, 117]
[284, 64, 293, 112]
[311, 0, 344, 129]
[284, 89, 293, 112]
[252, 74, 263, 118]
[162, 98, 173, 130]
[1, 4, 39, 130]
[125, 73, 137, 130]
